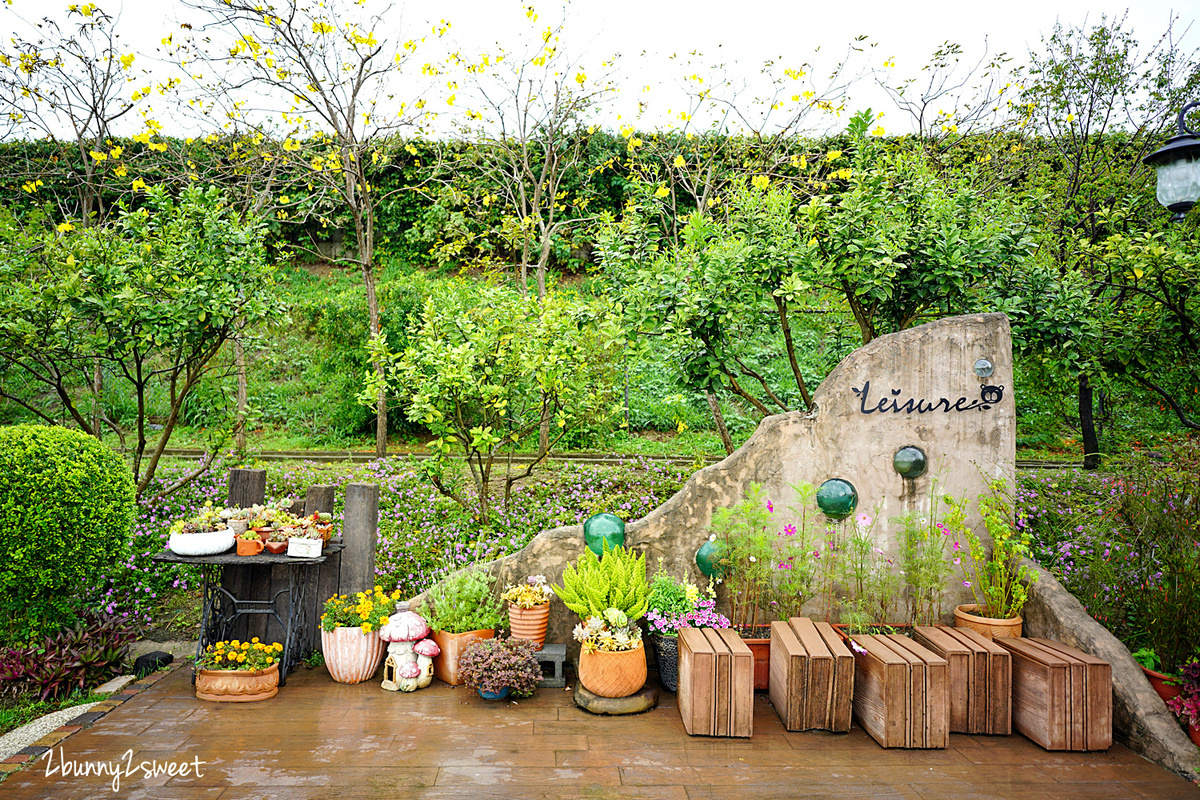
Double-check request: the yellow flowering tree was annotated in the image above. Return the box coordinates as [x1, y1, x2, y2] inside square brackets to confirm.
[178, 0, 444, 458]
[434, 5, 617, 303]
[0, 2, 167, 225]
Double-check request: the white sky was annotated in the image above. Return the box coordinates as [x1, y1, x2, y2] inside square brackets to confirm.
[3, 0, 1196, 136]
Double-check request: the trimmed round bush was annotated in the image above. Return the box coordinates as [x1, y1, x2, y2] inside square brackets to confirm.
[0, 424, 134, 643]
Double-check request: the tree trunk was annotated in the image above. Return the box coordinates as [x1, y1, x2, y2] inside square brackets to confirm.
[1079, 373, 1100, 470]
[707, 392, 734, 456]
[538, 398, 550, 459]
[92, 361, 103, 440]
[363, 262, 387, 459]
[234, 334, 248, 451]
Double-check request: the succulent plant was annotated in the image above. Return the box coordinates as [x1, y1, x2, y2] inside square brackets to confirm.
[457, 637, 541, 698]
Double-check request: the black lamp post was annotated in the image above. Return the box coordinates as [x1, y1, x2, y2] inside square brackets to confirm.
[1144, 101, 1200, 222]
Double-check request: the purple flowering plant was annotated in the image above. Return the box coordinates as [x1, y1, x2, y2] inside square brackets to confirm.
[645, 563, 730, 636]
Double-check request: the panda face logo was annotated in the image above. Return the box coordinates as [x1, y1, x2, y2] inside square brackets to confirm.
[980, 385, 1004, 404]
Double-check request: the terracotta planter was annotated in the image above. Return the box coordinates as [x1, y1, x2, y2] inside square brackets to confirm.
[321, 626, 385, 684]
[264, 540, 288, 555]
[195, 663, 279, 702]
[736, 623, 771, 690]
[577, 642, 647, 698]
[507, 603, 550, 650]
[431, 629, 495, 686]
[1141, 666, 1182, 704]
[1189, 723, 1200, 748]
[954, 604, 1022, 639]
[236, 537, 264, 556]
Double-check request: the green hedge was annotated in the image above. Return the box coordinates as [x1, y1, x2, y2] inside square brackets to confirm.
[0, 425, 135, 643]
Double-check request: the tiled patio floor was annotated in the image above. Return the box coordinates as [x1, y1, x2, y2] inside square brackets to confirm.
[1, 664, 1197, 800]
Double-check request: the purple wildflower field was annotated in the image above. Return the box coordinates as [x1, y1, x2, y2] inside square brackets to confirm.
[100, 456, 690, 626]
[1017, 452, 1200, 670]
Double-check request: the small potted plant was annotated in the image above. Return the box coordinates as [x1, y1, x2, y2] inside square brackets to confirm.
[1167, 659, 1200, 747]
[947, 479, 1038, 638]
[265, 530, 289, 555]
[320, 587, 398, 684]
[309, 511, 335, 540]
[458, 637, 542, 700]
[195, 638, 284, 702]
[220, 506, 253, 536]
[236, 531, 264, 556]
[500, 575, 553, 650]
[553, 542, 649, 698]
[645, 565, 729, 692]
[419, 568, 503, 685]
[286, 525, 324, 558]
[168, 503, 236, 556]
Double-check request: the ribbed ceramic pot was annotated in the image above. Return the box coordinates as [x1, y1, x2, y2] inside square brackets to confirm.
[321, 626, 386, 684]
[954, 604, 1022, 639]
[507, 603, 550, 650]
[195, 663, 279, 702]
[577, 642, 647, 698]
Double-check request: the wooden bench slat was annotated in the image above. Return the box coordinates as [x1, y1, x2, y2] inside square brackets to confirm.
[1027, 638, 1112, 750]
[815, 621, 855, 732]
[679, 628, 715, 736]
[768, 620, 807, 731]
[716, 628, 754, 738]
[913, 626, 970, 733]
[851, 635, 909, 748]
[996, 637, 1069, 750]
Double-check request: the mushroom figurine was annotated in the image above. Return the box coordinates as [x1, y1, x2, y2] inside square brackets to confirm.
[379, 602, 432, 692]
[395, 660, 423, 692]
[412, 637, 441, 689]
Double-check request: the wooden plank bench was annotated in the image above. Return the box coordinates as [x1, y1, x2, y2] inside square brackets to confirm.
[848, 633, 949, 749]
[768, 617, 854, 732]
[912, 626, 1011, 735]
[994, 637, 1111, 751]
[678, 628, 754, 737]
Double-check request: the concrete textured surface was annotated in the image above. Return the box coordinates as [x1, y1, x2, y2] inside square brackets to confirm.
[0, 663, 1196, 799]
[467, 313, 1016, 648]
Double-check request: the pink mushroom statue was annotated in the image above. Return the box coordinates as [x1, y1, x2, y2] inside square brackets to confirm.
[379, 603, 439, 692]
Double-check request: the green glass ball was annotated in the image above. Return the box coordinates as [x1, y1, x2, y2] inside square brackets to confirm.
[583, 512, 625, 557]
[816, 479, 858, 520]
[695, 539, 726, 579]
[893, 446, 928, 479]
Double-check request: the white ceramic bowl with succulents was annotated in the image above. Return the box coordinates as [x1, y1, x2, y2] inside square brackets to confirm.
[168, 520, 235, 556]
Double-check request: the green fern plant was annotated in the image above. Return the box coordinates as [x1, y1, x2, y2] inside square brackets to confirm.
[552, 541, 649, 622]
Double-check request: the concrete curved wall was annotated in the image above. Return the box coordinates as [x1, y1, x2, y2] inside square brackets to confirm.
[460, 312, 1016, 646]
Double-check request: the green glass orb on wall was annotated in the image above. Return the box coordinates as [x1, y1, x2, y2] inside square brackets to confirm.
[583, 512, 625, 557]
[816, 478, 858, 520]
[695, 539, 726, 579]
[893, 446, 928, 479]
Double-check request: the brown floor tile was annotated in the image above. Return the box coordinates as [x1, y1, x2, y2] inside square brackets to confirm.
[434, 765, 622, 786]
[686, 784, 926, 800]
[2, 664, 1193, 800]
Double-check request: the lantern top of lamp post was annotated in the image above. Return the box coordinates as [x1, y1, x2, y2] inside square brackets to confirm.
[1144, 100, 1200, 167]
